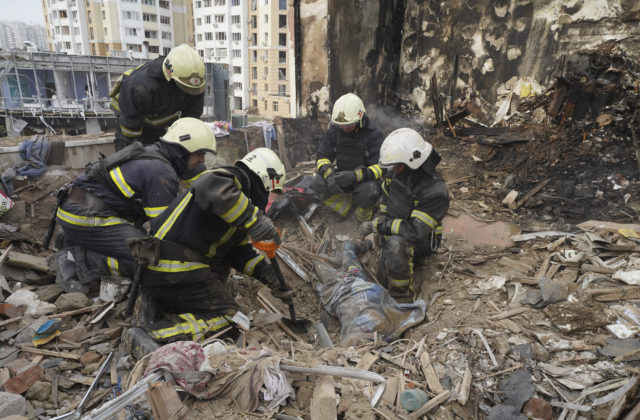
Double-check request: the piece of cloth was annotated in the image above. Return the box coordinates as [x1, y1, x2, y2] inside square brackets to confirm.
[111, 57, 204, 148]
[246, 121, 277, 149]
[316, 241, 427, 346]
[15, 135, 51, 177]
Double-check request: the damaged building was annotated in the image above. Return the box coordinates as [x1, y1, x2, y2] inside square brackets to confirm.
[1, 0, 640, 419]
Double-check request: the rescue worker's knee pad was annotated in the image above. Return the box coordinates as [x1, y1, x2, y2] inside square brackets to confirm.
[355, 206, 373, 223]
[322, 193, 353, 218]
[352, 180, 381, 209]
[382, 235, 414, 290]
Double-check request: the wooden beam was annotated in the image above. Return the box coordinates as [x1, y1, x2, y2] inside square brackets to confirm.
[419, 351, 444, 394]
[509, 178, 551, 210]
[310, 375, 337, 420]
[17, 345, 81, 360]
[458, 366, 472, 406]
[409, 390, 451, 419]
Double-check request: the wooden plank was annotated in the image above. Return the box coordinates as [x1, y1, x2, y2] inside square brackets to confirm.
[535, 253, 551, 283]
[577, 220, 640, 234]
[458, 367, 472, 406]
[378, 351, 415, 372]
[17, 345, 81, 360]
[47, 304, 103, 319]
[310, 375, 337, 420]
[509, 178, 551, 210]
[419, 352, 444, 394]
[487, 307, 529, 321]
[273, 116, 292, 170]
[6, 252, 50, 272]
[0, 316, 22, 327]
[409, 390, 451, 419]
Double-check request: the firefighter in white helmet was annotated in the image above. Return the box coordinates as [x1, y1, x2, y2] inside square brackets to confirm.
[139, 148, 291, 342]
[311, 93, 385, 222]
[359, 128, 449, 297]
[53, 118, 216, 293]
[110, 44, 206, 151]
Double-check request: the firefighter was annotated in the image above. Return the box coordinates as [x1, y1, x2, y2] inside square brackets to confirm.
[310, 93, 385, 222]
[359, 128, 449, 296]
[140, 148, 289, 342]
[110, 44, 206, 151]
[54, 118, 216, 291]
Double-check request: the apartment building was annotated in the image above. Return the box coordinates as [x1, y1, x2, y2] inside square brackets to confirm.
[193, 0, 249, 116]
[247, 0, 295, 118]
[41, 0, 192, 58]
[0, 21, 49, 52]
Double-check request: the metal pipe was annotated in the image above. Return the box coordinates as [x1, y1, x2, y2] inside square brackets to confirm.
[280, 364, 386, 408]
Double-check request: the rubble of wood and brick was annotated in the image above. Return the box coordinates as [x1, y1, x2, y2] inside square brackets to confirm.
[1, 47, 640, 420]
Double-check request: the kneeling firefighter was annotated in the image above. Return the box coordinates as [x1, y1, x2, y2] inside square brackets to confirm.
[140, 148, 290, 343]
[52, 118, 216, 293]
[359, 128, 449, 296]
[310, 93, 385, 222]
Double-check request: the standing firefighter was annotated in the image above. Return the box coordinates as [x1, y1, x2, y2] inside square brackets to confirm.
[54, 118, 216, 292]
[310, 93, 385, 222]
[140, 148, 290, 342]
[110, 44, 206, 151]
[360, 128, 449, 296]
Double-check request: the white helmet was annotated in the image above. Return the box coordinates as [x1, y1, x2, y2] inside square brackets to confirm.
[162, 44, 206, 95]
[331, 93, 365, 127]
[379, 128, 433, 170]
[238, 148, 286, 192]
[159, 117, 216, 154]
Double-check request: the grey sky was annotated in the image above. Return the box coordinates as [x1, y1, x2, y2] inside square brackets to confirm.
[1, 0, 46, 26]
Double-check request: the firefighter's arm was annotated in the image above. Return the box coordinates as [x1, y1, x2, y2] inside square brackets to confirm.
[183, 93, 205, 119]
[355, 128, 385, 181]
[315, 128, 337, 178]
[181, 165, 209, 189]
[116, 83, 153, 141]
[225, 240, 265, 276]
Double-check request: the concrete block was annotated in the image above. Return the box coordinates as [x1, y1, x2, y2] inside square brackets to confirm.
[0, 391, 26, 417]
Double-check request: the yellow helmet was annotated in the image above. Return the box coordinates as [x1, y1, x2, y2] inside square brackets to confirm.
[162, 44, 206, 95]
[331, 93, 365, 127]
[159, 117, 216, 154]
[238, 148, 286, 192]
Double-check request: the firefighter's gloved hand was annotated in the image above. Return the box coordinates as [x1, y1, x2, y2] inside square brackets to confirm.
[325, 173, 343, 195]
[335, 171, 357, 189]
[255, 263, 294, 303]
[359, 221, 374, 238]
[248, 214, 282, 245]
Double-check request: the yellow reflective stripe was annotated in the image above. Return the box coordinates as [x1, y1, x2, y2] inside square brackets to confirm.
[151, 314, 229, 340]
[323, 167, 333, 179]
[316, 158, 332, 171]
[154, 192, 193, 239]
[368, 164, 382, 179]
[109, 167, 135, 198]
[182, 169, 211, 189]
[220, 194, 249, 224]
[371, 216, 379, 233]
[110, 97, 121, 111]
[380, 204, 388, 213]
[206, 226, 237, 257]
[389, 277, 410, 287]
[244, 255, 264, 276]
[242, 207, 259, 229]
[355, 207, 372, 222]
[391, 219, 402, 235]
[323, 194, 352, 217]
[355, 168, 364, 182]
[107, 257, 120, 276]
[120, 124, 142, 137]
[435, 225, 443, 234]
[411, 209, 438, 229]
[143, 111, 181, 127]
[56, 207, 132, 227]
[146, 259, 209, 272]
[144, 206, 167, 219]
[239, 237, 249, 245]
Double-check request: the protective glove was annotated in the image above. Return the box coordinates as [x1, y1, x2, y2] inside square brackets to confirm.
[325, 173, 343, 195]
[255, 263, 294, 303]
[335, 171, 357, 189]
[358, 221, 374, 238]
[248, 214, 282, 245]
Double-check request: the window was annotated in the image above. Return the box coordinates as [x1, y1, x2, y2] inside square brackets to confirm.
[214, 0, 225, 5]
[197, 34, 203, 41]
[74, 27, 80, 35]
[273, 101, 278, 112]
[205, 16, 211, 24]
[232, 15, 240, 24]
[203, 0, 211, 6]
[101, 10, 106, 19]
[143, 13, 157, 22]
[279, 0, 286, 9]
[252, 50, 257, 62]
[72, 11, 77, 20]
[142, 0, 155, 4]
[196, 18, 202, 25]
[264, 0, 268, 4]
[232, 49, 241, 58]
[251, 16, 257, 29]
[251, 0, 256, 10]
[252, 83, 257, 94]
[161, 31, 172, 40]
[264, 32, 268, 43]
[123, 11, 139, 20]
[104, 27, 108, 36]
[149, 45, 159, 53]
[232, 82, 242, 90]
[278, 84, 286, 96]
[163, 47, 171, 55]
[232, 0, 240, 5]
[195, 0, 201, 7]
[278, 33, 286, 46]
[214, 15, 224, 23]
[105, 44, 110, 52]
[205, 32, 213, 40]
[232, 33, 241, 41]
[55, 26, 60, 34]
[145, 30, 158, 38]
[252, 99, 257, 107]
[198, 49, 204, 57]
[264, 14, 268, 23]
[279, 68, 286, 80]
[64, 41, 71, 49]
[279, 51, 286, 64]
[89, 27, 94, 39]
[216, 48, 227, 57]
[264, 67, 268, 76]
[60, 10, 67, 18]
[233, 66, 241, 74]
[127, 44, 142, 51]
[252, 67, 257, 78]
[88, 11, 92, 23]
[264, 100, 267, 110]
[160, 15, 170, 24]
[279, 15, 286, 28]
[264, 83, 268, 92]
[215, 32, 226, 40]
[159, 0, 169, 8]
[126, 27, 138, 36]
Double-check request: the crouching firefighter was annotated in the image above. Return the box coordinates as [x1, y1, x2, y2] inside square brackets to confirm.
[310, 93, 385, 222]
[140, 148, 291, 343]
[359, 128, 449, 296]
[49, 118, 216, 293]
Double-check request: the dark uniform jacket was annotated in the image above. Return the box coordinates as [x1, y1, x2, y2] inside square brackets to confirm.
[374, 152, 449, 256]
[315, 116, 385, 182]
[143, 166, 270, 286]
[111, 56, 204, 145]
[56, 144, 181, 229]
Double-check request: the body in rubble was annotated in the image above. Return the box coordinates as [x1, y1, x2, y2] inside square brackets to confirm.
[110, 44, 206, 151]
[139, 148, 290, 343]
[54, 118, 216, 294]
[359, 128, 449, 296]
[310, 93, 385, 223]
